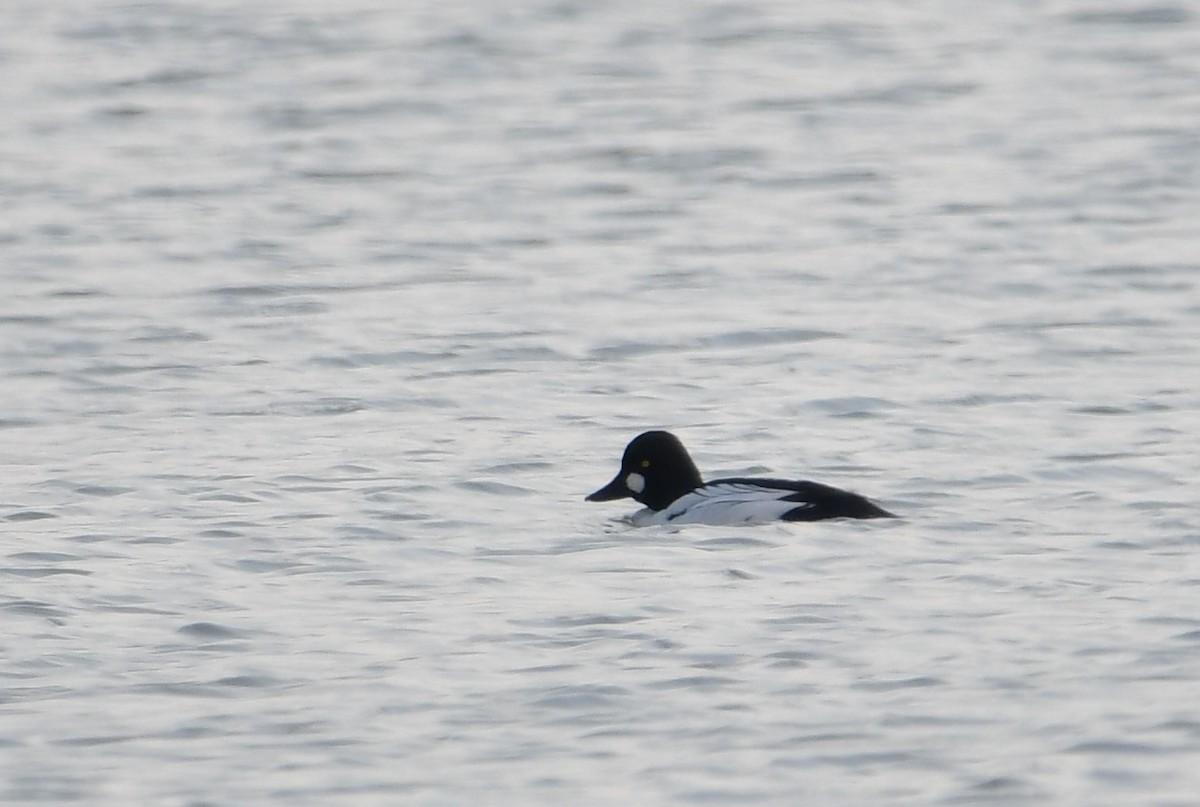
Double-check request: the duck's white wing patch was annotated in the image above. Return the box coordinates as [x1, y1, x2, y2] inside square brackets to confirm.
[638, 482, 811, 527]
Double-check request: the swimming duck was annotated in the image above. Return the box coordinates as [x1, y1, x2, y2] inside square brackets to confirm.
[586, 430, 894, 526]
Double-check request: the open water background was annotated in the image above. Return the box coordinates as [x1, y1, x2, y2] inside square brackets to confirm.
[3, 1, 1200, 804]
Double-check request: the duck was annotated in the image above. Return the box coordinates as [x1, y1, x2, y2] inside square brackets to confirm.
[586, 430, 894, 526]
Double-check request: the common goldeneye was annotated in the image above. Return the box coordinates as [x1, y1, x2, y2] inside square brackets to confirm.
[586, 430, 895, 526]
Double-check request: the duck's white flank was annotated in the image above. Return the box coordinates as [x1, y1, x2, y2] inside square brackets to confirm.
[629, 481, 816, 527]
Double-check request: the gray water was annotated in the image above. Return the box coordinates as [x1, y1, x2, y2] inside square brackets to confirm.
[3, 1, 1200, 804]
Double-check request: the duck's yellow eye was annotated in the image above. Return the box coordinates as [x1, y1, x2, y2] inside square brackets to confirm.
[641, 459, 650, 468]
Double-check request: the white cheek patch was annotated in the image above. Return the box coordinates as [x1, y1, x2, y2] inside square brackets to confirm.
[625, 472, 645, 493]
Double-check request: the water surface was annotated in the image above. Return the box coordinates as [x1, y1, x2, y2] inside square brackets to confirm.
[3, 1, 1200, 804]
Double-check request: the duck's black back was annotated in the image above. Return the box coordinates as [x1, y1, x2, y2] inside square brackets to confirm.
[709, 477, 895, 521]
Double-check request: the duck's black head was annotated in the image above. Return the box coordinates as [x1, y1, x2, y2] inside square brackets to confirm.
[585, 430, 704, 511]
